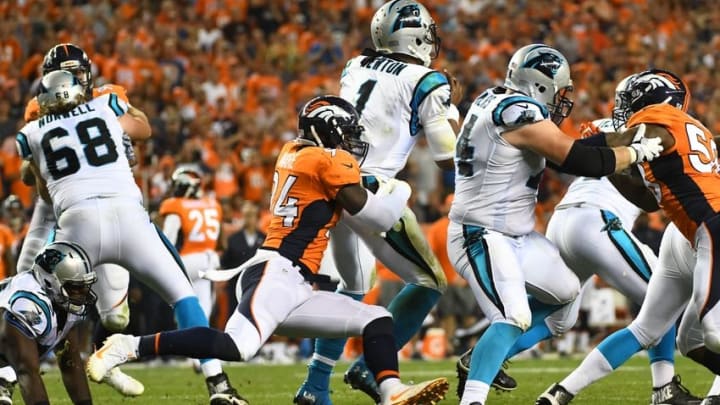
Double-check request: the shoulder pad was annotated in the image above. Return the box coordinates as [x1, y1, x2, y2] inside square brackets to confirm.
[491, 95, 549, 128]
[7, 291, 52, 338]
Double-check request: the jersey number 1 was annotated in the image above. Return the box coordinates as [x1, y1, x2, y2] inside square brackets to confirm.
[355, 80, 377, 117]
[41, 118, 119, 180]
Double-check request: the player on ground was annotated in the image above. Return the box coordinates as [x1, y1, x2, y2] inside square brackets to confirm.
[0, 242, 96, 405]
[17, 70, 244, 405]
[448, 44, 665, 405]
[160, 167, 222, 318]
[297, 2, 480, 403]
[536, 69, 720, 405]
[86, 95, 449, 405]
[14, 43, 140, 396]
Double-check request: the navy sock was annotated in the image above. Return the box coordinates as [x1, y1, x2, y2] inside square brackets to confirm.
[138, 327, 241, 361]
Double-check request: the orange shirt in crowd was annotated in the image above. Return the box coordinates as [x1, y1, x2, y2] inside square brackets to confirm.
[0, 223, 14, 279]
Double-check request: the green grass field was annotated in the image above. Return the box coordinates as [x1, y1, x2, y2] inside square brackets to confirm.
[25, 355, 714, 404]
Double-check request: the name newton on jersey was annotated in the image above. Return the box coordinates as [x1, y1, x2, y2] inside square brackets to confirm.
[361, 57, 408, 76]
[37, 104, 96, 128]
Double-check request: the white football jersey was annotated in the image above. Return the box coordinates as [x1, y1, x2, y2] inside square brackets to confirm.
[340, 54, 453, 178]
[558, 118, 641, 227]
[450, 87, 549, 236]
[0, 272, 84, 359]
[16, 93, 141, 215]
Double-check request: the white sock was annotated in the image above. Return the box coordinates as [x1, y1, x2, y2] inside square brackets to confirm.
[577, 332, 590, 353]
[379, 377, 403, 399]
[708, 376, 720, 396]
[561, 348, 613, 395]
[132, 336, 141, 357]
[460, 380, 490, 405]
[201, 359, 224, 378]
[650, 360, 674, 388]
[0, 366, 16, 383]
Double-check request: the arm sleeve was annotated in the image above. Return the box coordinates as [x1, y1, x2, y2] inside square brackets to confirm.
[106, 93, 129, 117]
[15, 131, 32, 160]
[7, 292, 52, 339]
[162, 213, 182, 247]
[491, 95, 549, 132]
[415, 73, 456, 161]
[555, 141, 617, 177]
[320, 150, 361, 199]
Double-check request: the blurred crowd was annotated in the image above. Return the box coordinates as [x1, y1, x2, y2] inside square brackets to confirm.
[0, 0, 718, 358]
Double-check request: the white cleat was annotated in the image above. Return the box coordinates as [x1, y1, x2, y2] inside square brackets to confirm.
[86, 334, 137, 383]
[102, 367, 144, 397]
[382, 377, 449, 405]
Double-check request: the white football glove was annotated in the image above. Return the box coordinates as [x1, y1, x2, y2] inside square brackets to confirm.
[628, 124, 664, 163]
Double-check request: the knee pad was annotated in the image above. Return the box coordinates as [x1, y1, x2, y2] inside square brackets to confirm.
[101, 301, 130, 332]
[627, 321, 661, 348]
[546, 299, 581, 336]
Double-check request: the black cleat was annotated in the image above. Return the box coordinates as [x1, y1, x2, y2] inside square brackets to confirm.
[343, 362, 381, 404]
[651, 375, 702, 405]
[456, 347, 517, 398]
[206, 372, 249, 405]
[536, 383, 575, 405]
[0, 378, 14, 405]
[701, 396, 720, 405]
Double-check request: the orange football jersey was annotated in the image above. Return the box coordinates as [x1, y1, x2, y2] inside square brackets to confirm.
[24, 83, 129, 122]
[629, 104, 720, 241]
[159, 196, 222, 255]
[262, 141, 361, 273]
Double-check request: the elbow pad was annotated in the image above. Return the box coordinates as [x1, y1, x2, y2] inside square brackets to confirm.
[424, 118, 456, 162]
[557, 142, 616, 178]
[576, 132, 608, 147]
[344, 180, 411, 233]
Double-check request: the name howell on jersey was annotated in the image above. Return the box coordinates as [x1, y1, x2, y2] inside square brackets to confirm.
[37, 104, 96, 128]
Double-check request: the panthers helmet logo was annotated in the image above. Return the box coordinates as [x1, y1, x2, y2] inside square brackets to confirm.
[392, 4, 422, 32]
[35, 248, 64, 273]
[523, 52, 563, 79]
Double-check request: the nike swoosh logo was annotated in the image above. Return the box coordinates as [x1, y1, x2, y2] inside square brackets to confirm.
[95, 344, 111, 359]
[342, 163, 354, 169]
[390, 386, 412, 401]
[517, 103, 529, 108]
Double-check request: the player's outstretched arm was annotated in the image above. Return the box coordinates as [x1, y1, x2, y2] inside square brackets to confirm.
[504, 120, 663, 177]
[0, 310, 49, 404]
[337, 180, 411, 233]
[57, 326, 93, 405]
[119, 105, 152, 141]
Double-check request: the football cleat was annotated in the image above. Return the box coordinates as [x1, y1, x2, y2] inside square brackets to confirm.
[651, 375, 702, 405]
[206, 372, 249, 405]
[0, 378, 14, 405]
[536, 383, 575, 405]
[102, 367, 144, 397]
[86, 334, 137, 382]
[344, 362, 381, 404]
[382, 377, 449, 405]
[456, 347, 517, 398]
[701, 396, 720, 405]
[293, 381, 332, 405]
